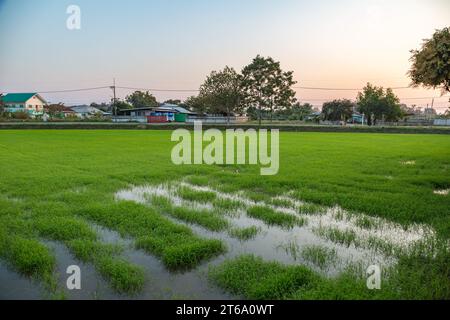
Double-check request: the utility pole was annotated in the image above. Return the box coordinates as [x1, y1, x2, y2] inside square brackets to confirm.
[110, 78, 117, 116]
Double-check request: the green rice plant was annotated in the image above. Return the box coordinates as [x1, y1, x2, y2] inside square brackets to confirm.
[354, 216, 378, 230]
[301, 245, 338, 269]
[170, 206, 229, 231]
[247, 206, 304, 228]
[298, 203, 326, 215]
[244, 191, 271, 203]
[0, 235, 55, 279]
[136, 235, 225, 270]
[277, 241, 301, 260]
[268, 197, 296, 209]
[66, 239, 123, 262]
[177, 186, 216, 203]
[212, 198, 245, 213]
[96, 257, 145, 294]
[78, 200, 226, 270]
[185, 176, 210, 186]
[314, 227, 358, 248]
[34, 216, 97, 241]
[1, 130, 449, 299]
[150, 195, 229, 231]
[149, 195, 172, 211]
[228, 226, 260, 241]
[209, 254, 320, 299]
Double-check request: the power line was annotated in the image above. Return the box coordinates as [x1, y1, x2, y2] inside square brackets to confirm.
[298, 96, 449, 101]
[294, 86, 411, 91]
[116, 86, 199, 92]
[36, 86, 111, 94]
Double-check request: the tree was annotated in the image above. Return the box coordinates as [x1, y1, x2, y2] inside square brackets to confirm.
[409, 27, 450, 94]
[287, 102, 313, 121]
[357, 83, 403, 125]
[114, 100, 132, 111]
[164, 99, 182, 105]
[184, 95, 209, 114]
[322, 99, 354, 122]
[45, 103, 66, 118]
[241, 55, 297, 124]
[126, 91, 158, 109]
[443, 107, 450, 119]
[198, 66, 243, 123]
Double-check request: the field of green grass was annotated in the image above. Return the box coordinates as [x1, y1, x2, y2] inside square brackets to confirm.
[0, 130, 449, 299]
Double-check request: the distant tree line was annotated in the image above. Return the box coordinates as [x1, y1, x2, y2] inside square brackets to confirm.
[3, 28, 448, 124]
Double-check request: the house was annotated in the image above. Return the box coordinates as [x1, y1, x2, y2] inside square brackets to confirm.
[61, 106, 76, 117]
[1, 93, 47, 117]
[70, 105, 111, 118]
[116, 103, 197, 123]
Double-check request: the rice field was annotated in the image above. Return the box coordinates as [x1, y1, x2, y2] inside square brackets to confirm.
[0, 130, 449, 299]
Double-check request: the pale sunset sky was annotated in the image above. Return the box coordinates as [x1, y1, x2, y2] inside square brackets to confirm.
[0, 0, 449, 111]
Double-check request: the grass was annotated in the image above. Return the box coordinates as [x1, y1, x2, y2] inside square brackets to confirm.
[212, 198, 244, 213]
[177, 186, 217, 203]
[354, 216, 378, 230]
[228, 226, 260, 241]
[314, 227, 358, 248]
[301, 245, 338, 269]
[150, 195, 229, 231]
[298, 203, 326, 215]
[209, 252, 450, 299]
[209, 254, 320, 299]
[247, 206, 304, 228]
[268, 197, 296, 208]
[96, 257, 145, 294]
[0, 130, 449, 299]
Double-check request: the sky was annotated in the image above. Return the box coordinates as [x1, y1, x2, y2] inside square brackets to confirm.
[0, 0, 449, 111]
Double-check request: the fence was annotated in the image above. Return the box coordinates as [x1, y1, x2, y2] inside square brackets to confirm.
[186, 116, 248, 124]
[112, 116, 147, 123]
[434, 119, 450, 126]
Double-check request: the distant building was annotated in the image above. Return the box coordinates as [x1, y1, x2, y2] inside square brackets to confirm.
[116, 103, 197, 122]
[1, 93, 47, 117]
[70, 105, 111, 118]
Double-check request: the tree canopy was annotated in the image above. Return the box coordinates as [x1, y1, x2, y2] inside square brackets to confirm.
[241, 55, 297, 124]
[322, 99, 354, 122]
[126, 91, 158, 109]
[198, 66, 243, 121]
[357, 83, 403, 125]
[409, 27, 450, 94]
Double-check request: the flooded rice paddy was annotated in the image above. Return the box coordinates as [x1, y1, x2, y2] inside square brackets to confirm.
[1, 180, 439, 299]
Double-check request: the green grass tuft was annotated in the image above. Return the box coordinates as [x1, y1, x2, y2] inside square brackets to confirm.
[96, 257, 145, 294]
[247, 206, 303, 228]
[228, 226, 260, 241]
[301, 245, 338, 269]
[177, 186, 216, 203]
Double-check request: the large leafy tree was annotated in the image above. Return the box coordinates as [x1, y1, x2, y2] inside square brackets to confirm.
[198, 66, 243, 123]
[184, 95, 209, 114]
[357, 83, 403, 125]
[241, 55, 297, 124]
[322, 99, 354, 122]
[126, 91, 158, 109]
[409, 27, 450, 94]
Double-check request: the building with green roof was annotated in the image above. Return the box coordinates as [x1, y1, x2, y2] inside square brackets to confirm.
[1, 93, 47, 117]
